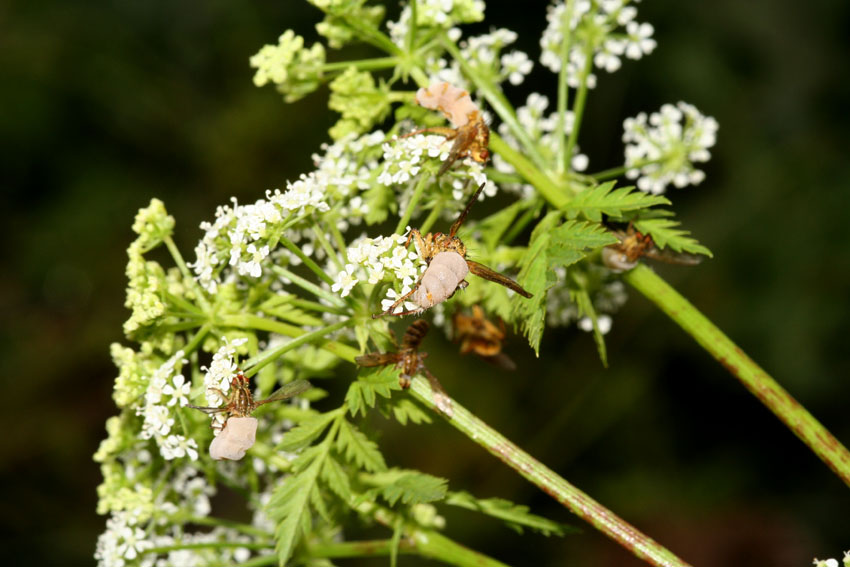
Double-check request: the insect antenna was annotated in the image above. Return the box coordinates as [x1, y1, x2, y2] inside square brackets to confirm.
[449, 182, 487, 238]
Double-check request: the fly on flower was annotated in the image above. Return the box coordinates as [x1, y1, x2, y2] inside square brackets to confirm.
[406, 82, 490, 176]
[374, 182, 532, 317]
[355, 319, 452, 416]
[189, 373, 311, 460]
[602, 224, 703, 272]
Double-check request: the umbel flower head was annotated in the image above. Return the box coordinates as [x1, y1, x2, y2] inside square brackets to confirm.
[623, 101, 719, 194]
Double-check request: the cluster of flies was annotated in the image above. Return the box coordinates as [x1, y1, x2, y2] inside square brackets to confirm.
[188, 81, 701, 460]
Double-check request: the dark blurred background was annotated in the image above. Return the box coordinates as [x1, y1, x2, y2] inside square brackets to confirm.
[2, 0, 848, 565]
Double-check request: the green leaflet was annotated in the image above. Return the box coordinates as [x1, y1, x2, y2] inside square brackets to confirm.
[564, 181, 670, 221]
[270, 454, 324, 565]
[346, 366, 402, 417]
[513, 214, 617, 354]
[391, 398, 433, 425]
[336, 419, 387, 472]
[634, 217, 713, 256]
[445, 491, 575, 537]
[277, 412, 338, 452]
[366, 469, 449, 506]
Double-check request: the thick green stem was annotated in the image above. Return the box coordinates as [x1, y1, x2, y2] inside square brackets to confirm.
[489, 133, 570, 209]
[279, 237, 335, 286]
[306, 539, 416, 559]
[224, 315, 355, 377]
[624, 264, 850, 488]
[164, 235, 211, 312]
[563, 46, 593, 170]
[556, 0, 576, 175]
[271, 265, 347, 308]
[321, 57, 399, 73]
[407, 376, 692, 567]
[395, 174, 431, 234]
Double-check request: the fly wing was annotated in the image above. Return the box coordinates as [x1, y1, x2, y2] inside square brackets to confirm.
[480, 352, 517, 372]
[438, 127, 473, 177]
[643, 246, 704, 266]
[255, 379, 313, 406]
[355, 352, 401, 367]
[449, 182, 487, 237]
[187, 404, 229, 415]
[467, 260, 533, 298]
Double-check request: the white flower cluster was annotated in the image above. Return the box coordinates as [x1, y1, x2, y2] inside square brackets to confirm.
[540, 0, 656, 89]
[201, 337, 248, 431]
[133, 351, 200, 462]
[335, 233, 427, 313]
[813, 552, 850, 567]
[190, 132, 386, 293]
[387, 0, 485, 47]
[377, 135, 445, 186]
[623, 102, 719, 194]
[95, 509, 254, 567]
[424, 29, 534, 89]
[494, 93, 589, 196]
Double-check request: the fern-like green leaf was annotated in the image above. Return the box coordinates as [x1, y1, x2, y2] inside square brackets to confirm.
[368, 469, 449, 506]
[268, 457, 323, 565]
[346, 366, 401, 417]
[391, 398, 432, 426]
[634, 218, 713, 256]
[565, 182, 670, 221]
[321, 456, 353, 503]
[277, 412, 337, 452]
[513, 215, 618, 355]
[336, 419, 387, 472]
[445, 491, 575, 537]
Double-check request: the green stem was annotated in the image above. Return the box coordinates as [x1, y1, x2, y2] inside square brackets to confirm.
[312, 225, 344, 273]
[271, 265, 347, 308]
[556, 0, 575, 175]
[306, 539, 416, 559]
[489, 133, 569, 209]
[439, 34, 549, 172]
[563, 45, 593, 170]
[182, 322, 212, 356]
[164, 235, 211, 312]
[321, 57, 399, 73]
[418, 199, 444, 234]
[589, 159, 659, 182]
[503, 199, 543, 245]
[146, 542, 273, 554]
[279, 236, 335, 286]
[327, 220, 351, 265]
[407, 376, 692, 567]
[395, 174, 431, 234]
[180, 515, 273, 539]
[359, 502, 513, 567]
[236, 317, 355, 377]
[623, 264, 850, 488]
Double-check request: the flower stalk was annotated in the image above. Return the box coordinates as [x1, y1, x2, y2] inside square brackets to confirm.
[624, 264, 850, 488]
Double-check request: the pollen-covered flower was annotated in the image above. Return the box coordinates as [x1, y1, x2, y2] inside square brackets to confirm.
[623, 102, 719, 194]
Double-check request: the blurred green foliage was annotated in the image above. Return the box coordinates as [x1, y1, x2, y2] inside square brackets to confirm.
[1, 0, 848, 565]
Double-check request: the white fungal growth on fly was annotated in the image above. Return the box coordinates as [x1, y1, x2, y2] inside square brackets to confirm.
[411, 251, 469, 309]
[209, 417, 258, 461]
[415, 82, 482, 127]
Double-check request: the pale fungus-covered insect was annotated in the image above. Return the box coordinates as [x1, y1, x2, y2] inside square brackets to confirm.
[374, 183, 533, 318]
[189, 373, 312, 461]
[355, 319, 452, 416]
[407, 81, 491, 176]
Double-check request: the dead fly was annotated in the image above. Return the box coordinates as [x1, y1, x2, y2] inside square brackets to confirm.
[355, 319, 452, 416]
[189, 374, 311, 460]
[452, 305, 516, 371]
[602, 225, 704, 272]
[374, 182, 532, 318]
[406, 81, 490, 176]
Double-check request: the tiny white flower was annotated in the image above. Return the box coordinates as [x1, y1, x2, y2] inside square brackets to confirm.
[162, 374, 190, 407]
[331, 264, 359, 298]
